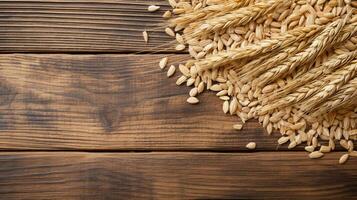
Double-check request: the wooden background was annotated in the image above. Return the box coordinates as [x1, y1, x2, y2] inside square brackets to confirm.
[0, 0, 356, 199]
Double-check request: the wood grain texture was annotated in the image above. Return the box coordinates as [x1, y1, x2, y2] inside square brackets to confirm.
[0, 53, 299, 151]
[0, 152, 356, 200]
[0, 0, 175, 52]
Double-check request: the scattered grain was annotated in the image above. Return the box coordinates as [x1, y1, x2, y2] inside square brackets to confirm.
[246, 142, 256, 150]
[187, 96, 199, 104]
[165, 27, 176, 37]
[159, 57, 168, 69]
[309, 151, 324, 159]
[233, 124, 243, 130]
[176, 44, 186, 51]
[143, 31, 149, 43]
[148, 5, 160, 12]
[339, 154, 349, 164]
[305, 146, 315, 152]
[167, 65, 176, 77]
[176, 75, 187, 85]
[189, 87, 198, 97]
[163, 11, 172, 18]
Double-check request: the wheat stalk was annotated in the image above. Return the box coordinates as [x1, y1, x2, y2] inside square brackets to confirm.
[246, 39, 312, 83]
[188, 0, 292, 38]
[270, 22, 357, 80]
[258, 80, 323, 115]
[300, 61, 357, 112]
[170, 0, 253, 28]
[242, 21, 357, 82]
[259, 59, 357, 114]
[256, 14, 351, 87]
[267, 50, 357, 101]
[195, 25, 321, 72]
[238, 52, 278, 81]
[311, 77, 357, 115]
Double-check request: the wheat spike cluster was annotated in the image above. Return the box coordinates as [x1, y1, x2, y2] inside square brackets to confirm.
[152, 0, 357, 164]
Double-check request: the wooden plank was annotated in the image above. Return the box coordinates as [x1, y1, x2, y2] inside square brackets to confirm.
[0, 0, 175, 52]
[0, 152, 356, 199]
[0, 53, 305, 151]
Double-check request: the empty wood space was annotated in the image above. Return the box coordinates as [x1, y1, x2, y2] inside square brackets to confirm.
[0, 152, 356, 199]
[0, 0, 356, 199]
[0, 0, 175, 53]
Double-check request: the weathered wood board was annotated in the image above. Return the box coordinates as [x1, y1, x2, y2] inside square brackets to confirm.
[0, 152, 355, 199]
[0, 0, 175, 52]
[0, 54, 295, 151]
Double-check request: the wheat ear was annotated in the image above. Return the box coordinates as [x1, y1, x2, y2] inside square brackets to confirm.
[267, 50, 357, 100]
[258, 79, 324, 115]
[243, 21, 357, 81]
[259, 59, 357, 114]
[170, 0, 253, 28]
[256, 14, 351, 87]
[300, 61, 357, 112]
[195, 25, 321, 72]
[188, 0, 292, 38]
[311, 76, 357, 115]
[245, 39, 313, 83]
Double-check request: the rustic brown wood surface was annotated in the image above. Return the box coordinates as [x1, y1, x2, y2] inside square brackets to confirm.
[0, 54, 291, 151]
[0, 0, 175, 53]
[0, 1, 356, 199]
[0, 152, 356, 200]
